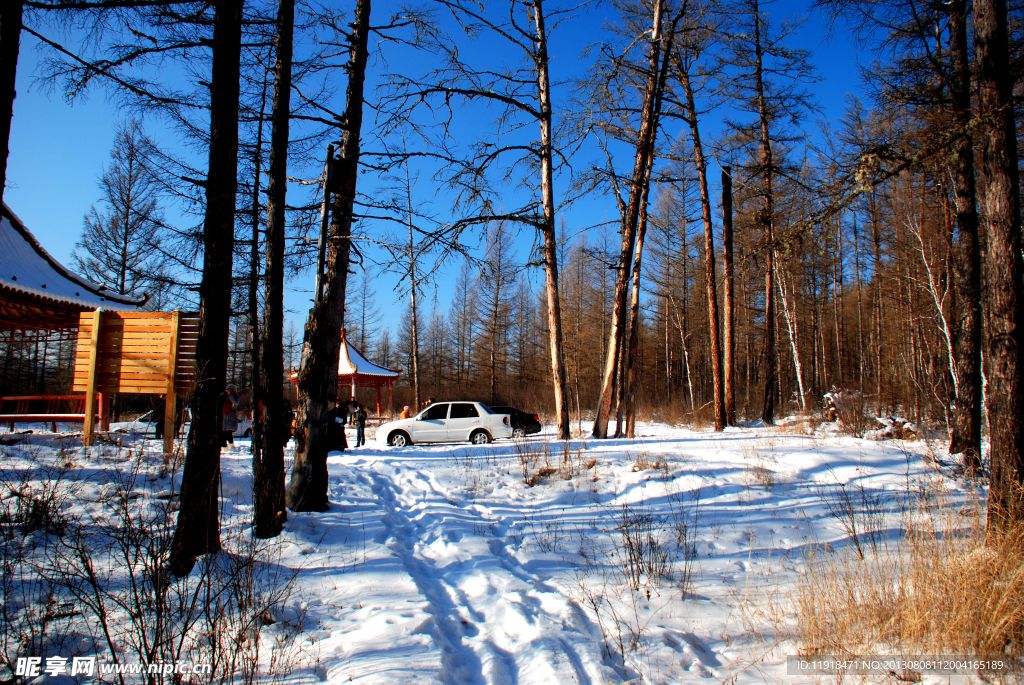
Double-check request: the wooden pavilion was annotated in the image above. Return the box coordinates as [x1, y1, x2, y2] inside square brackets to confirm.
[0, 203, 144, 425]
[291, 328, 401, 420]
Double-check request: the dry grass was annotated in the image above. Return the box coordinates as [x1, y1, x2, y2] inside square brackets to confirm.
[796, 492, 1024, 672]
[745, 461, 777, 490]
[630, 450, 660, 471]
[519, 439, 595, 486]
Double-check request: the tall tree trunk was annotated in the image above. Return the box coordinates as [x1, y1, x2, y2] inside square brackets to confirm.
[871, 191, 883, 415]
[832, 218, 843, 387]
[678, 61, 725, 431]
[623, 153, 654, 437]
[532, 0, 570, 439]
[854, 214, 864, 393]
[593, 0, 669, 438]
[169, 0, 243, 576]
[775, 254, 806, 411]
[753, 0, 776, 424]
[975, 0, 1024, 530]
[248, 69, 269, 529]
[256, 0, 293, 537]
[287, 0, 370, 512]
[722, 167, 736, 424]
[403, 155, 422, 412]
[0, 0, 22, 211]
[947, 0, 982, 471]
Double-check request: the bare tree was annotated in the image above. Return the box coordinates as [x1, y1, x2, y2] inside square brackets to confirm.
[169, 0, 243, 576]
[592, 0, 681, 438]
[72, 119, 169, 300]
[255, 0, 294, 538]
[381, 0, 574, 438]
[946, 0, 981, 471]
[975, 0, 1024, 530]
[722, 166, 736, 423]
[287, 0, 371, 512]
[671, 12, 725, 430]
[718, 0, 816, 424]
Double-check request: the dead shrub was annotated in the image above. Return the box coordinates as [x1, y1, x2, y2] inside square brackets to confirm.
[630, 450, 666, 473]
[823, 390, 873, 437]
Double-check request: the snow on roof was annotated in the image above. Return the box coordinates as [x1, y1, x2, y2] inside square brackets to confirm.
[0, 203, 145, 312]
[339, 329, 399, 378]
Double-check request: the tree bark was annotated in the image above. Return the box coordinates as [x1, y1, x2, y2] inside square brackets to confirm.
[169, 0, 242, 576]
[975, 0, 1024, 530]
[531, 0, 570, 439]
[678, 60, 725, 431]
[947, 0, 982, 471]
[247, 69, 268, 531]
[0, 0, 23, 211]
[722, 167, 736, 424]
[752, 0, 776, 425]
[287, 0, 370, 512]
[403, 155, 422, 412]
[256, 0, 293, 537]
[623, 153, 654, 437]
[593, 0, 668, 438]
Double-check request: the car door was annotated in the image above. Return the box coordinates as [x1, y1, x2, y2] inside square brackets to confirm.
[413, 403, 450, 442]
[447, 403, 482, 441]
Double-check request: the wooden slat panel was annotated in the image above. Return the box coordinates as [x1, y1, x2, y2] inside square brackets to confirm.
[104, 312, 173, 319]
[110, 385, 169, 394]
[91, 360, 171, 368]
[74, 311, 198, 395]
[75, 375, 170, 384]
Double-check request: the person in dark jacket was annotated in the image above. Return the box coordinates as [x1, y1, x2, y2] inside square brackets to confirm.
[153, 397, 166, 440]
[327, 398, 348, 452]
[353, 403, 368, 447]
[281, 399, 295, 448]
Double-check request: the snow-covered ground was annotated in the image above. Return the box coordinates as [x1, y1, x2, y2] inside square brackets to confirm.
[0, 419, 978, 684]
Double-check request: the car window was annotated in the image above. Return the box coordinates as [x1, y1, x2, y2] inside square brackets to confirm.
[420, 404, 449, 421]
[450, 403, 478, 419]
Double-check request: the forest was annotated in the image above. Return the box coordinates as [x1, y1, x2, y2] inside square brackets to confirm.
[2, 0, 1022, 552]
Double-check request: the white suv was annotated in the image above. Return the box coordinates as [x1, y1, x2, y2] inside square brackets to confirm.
[375, 402, 512, 447]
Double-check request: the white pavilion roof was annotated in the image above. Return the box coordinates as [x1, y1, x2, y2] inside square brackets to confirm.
[339, 330, 399, 378]
[0, 203, 145, 311]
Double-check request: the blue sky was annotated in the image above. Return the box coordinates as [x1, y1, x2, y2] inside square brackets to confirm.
[6, 0, 867, 346]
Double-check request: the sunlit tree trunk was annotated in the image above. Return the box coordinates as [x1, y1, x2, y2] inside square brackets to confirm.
[288, 0, 370, 512]
[975, 0, 1024, 530]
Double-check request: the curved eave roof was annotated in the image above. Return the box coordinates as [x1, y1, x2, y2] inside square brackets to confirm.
[0, 203, 146, 312]
[339, 334, 400, 378]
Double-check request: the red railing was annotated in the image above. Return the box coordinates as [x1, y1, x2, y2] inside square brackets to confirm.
[0, 395, 94, 427]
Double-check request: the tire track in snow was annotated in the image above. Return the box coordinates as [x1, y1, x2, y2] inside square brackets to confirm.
[368, 460, 613, 685]
[369, 469, 486, 684]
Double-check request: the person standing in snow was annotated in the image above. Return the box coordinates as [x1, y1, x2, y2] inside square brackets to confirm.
[401, 405, 411, 419]
[354, 404, 367, 447]
[281, 399, 295, 448]
[328, 398, 348, 452]
[221, 384, 240, 446]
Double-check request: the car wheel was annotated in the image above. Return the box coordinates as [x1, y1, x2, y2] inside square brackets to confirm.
[512, 427, 526, 439]
[244, 428, 252, 437]
[470, 430, 491, 445]
[389, 431, 411, 447]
